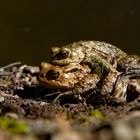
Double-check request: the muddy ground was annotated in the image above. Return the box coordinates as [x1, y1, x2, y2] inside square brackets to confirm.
[1, 62, 140, 140]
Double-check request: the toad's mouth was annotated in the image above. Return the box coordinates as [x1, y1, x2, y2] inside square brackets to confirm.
[51, 58, 80, 66]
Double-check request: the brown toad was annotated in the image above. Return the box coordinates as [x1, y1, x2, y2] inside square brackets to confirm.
[39, 62, 100, 102]
[39, 62, 92, 90]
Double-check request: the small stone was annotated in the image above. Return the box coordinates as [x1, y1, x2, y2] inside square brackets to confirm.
[52, 132, 83, 140]
[24, 66, 39, 74]
[40, 102, 47, 106]
[5, 112, 19, 119]
[0, 96, 4, 102]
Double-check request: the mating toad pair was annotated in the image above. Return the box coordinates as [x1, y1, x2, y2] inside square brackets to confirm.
[39, 41, 140, 104]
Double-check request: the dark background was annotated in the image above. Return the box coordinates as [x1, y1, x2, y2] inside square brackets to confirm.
[0, 0, 139, 66]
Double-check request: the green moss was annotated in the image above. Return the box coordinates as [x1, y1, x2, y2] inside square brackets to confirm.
[0, 76, 13, 85]
[79, 115, 88, 122]
[91, 109, 106, 120]
[0, 117, 30, 134]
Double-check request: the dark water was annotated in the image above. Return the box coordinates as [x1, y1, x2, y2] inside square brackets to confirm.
[0, 0, 140, 66]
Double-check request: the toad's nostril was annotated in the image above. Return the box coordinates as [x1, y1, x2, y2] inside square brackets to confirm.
[46, 70, 60, 80]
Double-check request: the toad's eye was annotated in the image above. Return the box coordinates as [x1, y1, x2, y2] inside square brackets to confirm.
[46, 70, 60, 80]
[60, 50, 69, 58]
[55, 50, 69, 60]
[40, 70, 60, 80]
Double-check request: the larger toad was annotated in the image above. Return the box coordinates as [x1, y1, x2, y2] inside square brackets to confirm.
[51, 41, 140, 77]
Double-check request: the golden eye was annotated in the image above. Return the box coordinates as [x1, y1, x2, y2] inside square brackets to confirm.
[46, 70, 60, 80]
[60, 50, 69, 58]
[53, 49, 70, 60]
[68, 68, 79, 73]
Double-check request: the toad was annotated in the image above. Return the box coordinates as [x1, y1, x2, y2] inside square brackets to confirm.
[49, 41, 140, 103]
[39, 62, 92, 90]
[51, 41, 140, 77]
[38, 62, 100, 102]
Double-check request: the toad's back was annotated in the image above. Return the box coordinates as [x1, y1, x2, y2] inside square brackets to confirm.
[78, 41, 127, 61]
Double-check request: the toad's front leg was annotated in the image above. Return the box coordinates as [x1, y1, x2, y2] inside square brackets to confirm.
[94, 67, 123, 104]
[84, 55, 113, 78]
[53, 74, 100, 103]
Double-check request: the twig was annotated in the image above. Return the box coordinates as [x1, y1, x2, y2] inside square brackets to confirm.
[0, 61, 21, 71]
[35, 91, 61, 101]
[0, 61, 21, 76]
[0, 71, 11, 76]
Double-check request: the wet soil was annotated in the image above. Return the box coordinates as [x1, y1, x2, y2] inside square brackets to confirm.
[1, 63, 140, 140]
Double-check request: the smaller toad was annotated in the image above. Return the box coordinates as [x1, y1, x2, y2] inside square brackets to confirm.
[39, 62, 140, 104]
[39, 62, 91, 91]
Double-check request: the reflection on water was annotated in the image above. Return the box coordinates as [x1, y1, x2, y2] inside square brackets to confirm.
[0, 0, 139, 66]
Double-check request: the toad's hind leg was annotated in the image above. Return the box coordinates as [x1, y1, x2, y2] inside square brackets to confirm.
[112, 69, 140, 104]
[113, 78, 140, 103]
[123, 65, 140, 79]
[127, 79, 140, 102]
[117, 55, 140, 72]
